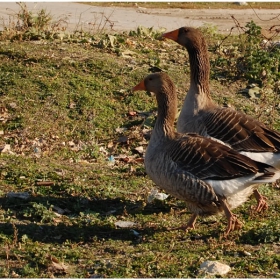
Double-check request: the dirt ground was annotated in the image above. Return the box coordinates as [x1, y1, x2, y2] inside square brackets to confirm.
[0, 2, 279, 36]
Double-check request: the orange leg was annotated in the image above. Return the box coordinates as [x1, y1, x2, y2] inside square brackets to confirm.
[219, 198, 243, 237]
[253, 189, 268, 212]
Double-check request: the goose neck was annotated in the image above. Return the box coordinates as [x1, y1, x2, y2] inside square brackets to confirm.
[153, 90, 177, 140]
[188, 48, 211, 98]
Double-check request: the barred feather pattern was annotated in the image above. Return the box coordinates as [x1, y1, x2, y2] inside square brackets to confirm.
[139, 72, 280, 219]
[144, 149, 222, 215]
[167, 134, 272, 180]
[172, 26, 280, 169]
[180, 107, 280, 153]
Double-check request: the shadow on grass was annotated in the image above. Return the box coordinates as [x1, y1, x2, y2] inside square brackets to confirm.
[0, 221, 150, 244]
[0, 195, 173, 244]
[0, 218, 223, 245]
[1, 195, 237, 244]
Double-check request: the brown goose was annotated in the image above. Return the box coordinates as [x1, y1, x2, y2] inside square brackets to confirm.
[162, 27, 280, 212]
[132, 72, 280, 236]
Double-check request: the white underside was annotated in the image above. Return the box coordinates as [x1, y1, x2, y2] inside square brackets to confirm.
[240, 151, 280, 169]
[205, 171, 280, 209]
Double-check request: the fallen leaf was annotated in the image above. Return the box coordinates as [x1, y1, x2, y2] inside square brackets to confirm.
[99, 146, 108, 155]
[134, 158, 144, 163]
[127, 111, 137, 116]
[0, 144, 13, 154]
[51, 261, 68, 271]
[134, 146, 144, 154]
[125, 38, 136, 47]
[0, 106, 9, 123]
[108, 34, 116, 47]
[48, 255, 69, 272]
[121, 49, 138, 58]
[107, 141, 114, 148]
[115, 127, 127, 133]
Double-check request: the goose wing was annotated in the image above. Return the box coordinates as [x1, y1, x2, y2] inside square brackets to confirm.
[203, 107, 280, 152]
[168, 133, 271, 180]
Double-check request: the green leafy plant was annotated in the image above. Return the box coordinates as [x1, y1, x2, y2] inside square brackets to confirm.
[212, 21, 280, 87]
[23, 202, 55, 223]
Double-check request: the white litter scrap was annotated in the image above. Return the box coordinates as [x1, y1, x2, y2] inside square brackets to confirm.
[147, 188, 169, 203]
[130, 229, 140, 237]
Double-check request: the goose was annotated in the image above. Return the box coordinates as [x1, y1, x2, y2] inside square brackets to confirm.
[162, 27, 280, 212]
[132, 72, 280, 236]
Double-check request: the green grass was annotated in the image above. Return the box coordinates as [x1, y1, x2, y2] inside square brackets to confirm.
[0, 14, 280, 278]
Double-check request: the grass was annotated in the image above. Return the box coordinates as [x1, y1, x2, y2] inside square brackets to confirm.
[0, 4, 280, 278]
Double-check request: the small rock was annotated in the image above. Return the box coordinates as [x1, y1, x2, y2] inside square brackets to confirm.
[200, 260, 231, 276]
[7, 192, 30, 200]
[115, 221, 136, 228]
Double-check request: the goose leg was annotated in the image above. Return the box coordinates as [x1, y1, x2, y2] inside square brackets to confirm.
[253, 189, 268, 212]
[170, 213, 198, 232]
[181, 213, 197, 230]
[219, 198, 243, 237]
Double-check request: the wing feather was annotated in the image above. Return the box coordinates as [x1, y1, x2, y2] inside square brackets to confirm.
[167, 133, 271, 180]
[203, 107, 280, 152]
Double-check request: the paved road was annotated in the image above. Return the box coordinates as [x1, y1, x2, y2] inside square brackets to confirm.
[0, 2, 279, 34]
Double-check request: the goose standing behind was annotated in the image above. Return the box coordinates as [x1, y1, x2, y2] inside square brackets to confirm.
[132, 72, 280, 236]
[162, 27, 280, 212]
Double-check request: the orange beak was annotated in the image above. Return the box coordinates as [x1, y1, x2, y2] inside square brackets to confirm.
[162, 29, 179, 42]
[132, 79, 146, 92]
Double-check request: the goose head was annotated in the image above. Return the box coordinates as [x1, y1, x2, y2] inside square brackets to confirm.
[162, 26, 207, 52]
[132, 72, 177, 109]
[132, 72, 178, 137]
[162, 26, 211, 100]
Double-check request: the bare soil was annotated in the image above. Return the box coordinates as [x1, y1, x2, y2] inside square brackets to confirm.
[0, 2, 279, 35]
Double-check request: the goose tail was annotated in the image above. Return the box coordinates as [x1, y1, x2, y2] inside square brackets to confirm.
[254, 168, 280, 183]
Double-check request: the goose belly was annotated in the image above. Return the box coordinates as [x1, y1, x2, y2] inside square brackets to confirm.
[144, 156, 222, 215]
[144, 157, 185, 200]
